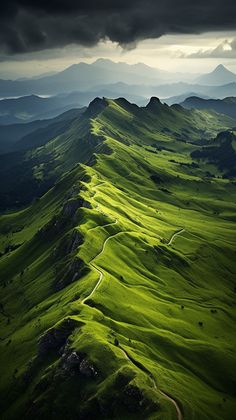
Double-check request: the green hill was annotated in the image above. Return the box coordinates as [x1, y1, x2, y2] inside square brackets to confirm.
[0, 98, 236, 420]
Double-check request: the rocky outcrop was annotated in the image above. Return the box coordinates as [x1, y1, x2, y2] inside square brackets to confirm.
[84, 97, 108, 118]
[79, 358, 98, 378]
[70, 230, 83, 252]
[53, 229, 83, 259]
[37, 198, 90, 241]
[38, 318, 79, 357]
[62, 197, 91, 222]
[123, 384, 144, 411]
[54, 257, 88, 291]
[59, 349, 98, 379]
[61, 350, 81, 373]
[37, 214, 68, 239]
[62, 198, 83, 217]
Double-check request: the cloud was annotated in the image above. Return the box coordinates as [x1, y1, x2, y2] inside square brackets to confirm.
[184, 38, 236, 58]
[0, 0, 236, 54]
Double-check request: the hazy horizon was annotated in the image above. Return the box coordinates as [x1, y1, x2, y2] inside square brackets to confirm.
[1, 32, 236, 80]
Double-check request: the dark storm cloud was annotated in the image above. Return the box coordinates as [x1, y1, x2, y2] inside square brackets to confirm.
[0, 0, 236, 54]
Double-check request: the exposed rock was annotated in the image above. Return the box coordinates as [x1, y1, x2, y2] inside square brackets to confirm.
[38, 318, 78, 357]
[37, 214, 68, 239]
[57, 350, 98, 380]
[84, 97, 108, 118]
[60, 350, 81, 375]
[62, 198, 91, 223]
[70, 230, 83, 252]
[53, 229, 83, 259]
[79, 358, 98, 378]
[123, 384, 144, 412]
[54, 257, 87, 291]
[82, 200, 91, 209]
[62, 198, 83, 217]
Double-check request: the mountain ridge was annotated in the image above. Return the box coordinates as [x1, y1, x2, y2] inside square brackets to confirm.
[181, 95, 236, 119]
[0, 96, 236, 420]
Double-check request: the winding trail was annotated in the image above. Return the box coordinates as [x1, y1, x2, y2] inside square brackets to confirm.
[167, 228, 185, 246]
[81, 220, 118, 304]
[159, 390, 183, 420]
[119, 346, 183, 420]
[81, 221, 184, 419]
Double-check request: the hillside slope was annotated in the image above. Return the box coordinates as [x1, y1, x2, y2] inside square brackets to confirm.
[0, 108, 85, 154]
[0, 98, 236, 420]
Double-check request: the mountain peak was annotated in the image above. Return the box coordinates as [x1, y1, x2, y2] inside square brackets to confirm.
[146, 96, 163, 111]
[196, 64, 236, 86]
[213, 64, 232, 74]
[147, 96, 161, 106]
[85, 97, 108, 118]
[215, 64, 226, 71]
[94, 58, 114, 65]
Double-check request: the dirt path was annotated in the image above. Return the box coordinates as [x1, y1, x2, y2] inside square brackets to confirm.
[119, 346, 183, 420]
[159, 390, 183, 420]
[167, 229, 185, 246]
[82, 220, 118, 304]
[81, 221, 184, 419]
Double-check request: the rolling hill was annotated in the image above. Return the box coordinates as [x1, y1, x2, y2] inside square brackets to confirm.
[0, 97, 236, 420]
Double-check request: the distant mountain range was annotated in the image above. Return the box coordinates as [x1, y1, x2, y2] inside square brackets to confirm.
[0, 94, 84, 125]
[1, 60, 235, 100]
[163, 92, 210, 106]
[180, 96, 236, 119]
[196, 64, 236, 86]
[0, 82, 236, 125]
[0, 108, 84, 154]
[0, 90, 146, 125]
[0, 59, 172, 97]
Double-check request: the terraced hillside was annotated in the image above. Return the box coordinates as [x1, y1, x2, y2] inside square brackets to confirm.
[0, 97, 236, 420]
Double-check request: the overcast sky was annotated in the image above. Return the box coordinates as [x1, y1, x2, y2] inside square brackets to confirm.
[0, 1, 235, 79]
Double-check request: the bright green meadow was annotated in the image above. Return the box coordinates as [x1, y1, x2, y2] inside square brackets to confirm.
[0, 97, 236, 420]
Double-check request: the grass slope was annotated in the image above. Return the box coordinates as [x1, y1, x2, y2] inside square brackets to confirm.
[0, 98, 236, 420]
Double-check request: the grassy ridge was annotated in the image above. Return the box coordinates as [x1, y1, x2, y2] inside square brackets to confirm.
[0, 98, 236, 419]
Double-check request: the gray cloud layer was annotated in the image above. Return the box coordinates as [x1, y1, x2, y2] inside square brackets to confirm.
[1, 1, 236, 54]
[185, 38, 236, 59]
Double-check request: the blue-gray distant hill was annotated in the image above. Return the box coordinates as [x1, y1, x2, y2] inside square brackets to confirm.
[0, 59, 170, 97]
[0, 94, 84, 125]
[196, 64, 236, 86]
[1, 61, 231, 99]
[181, 96, 236, 119]
[0, 108, 85, 154]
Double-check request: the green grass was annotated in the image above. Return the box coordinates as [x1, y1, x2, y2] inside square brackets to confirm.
[0, 98, 236, 419]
